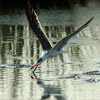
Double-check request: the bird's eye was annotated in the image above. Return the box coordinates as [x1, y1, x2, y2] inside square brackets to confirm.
[38, 58, 42, 62]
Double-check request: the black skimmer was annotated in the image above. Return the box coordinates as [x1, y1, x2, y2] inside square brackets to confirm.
[25, 0, 94, 77]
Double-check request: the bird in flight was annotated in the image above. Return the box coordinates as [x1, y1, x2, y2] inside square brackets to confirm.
[25, 0, 94, 77]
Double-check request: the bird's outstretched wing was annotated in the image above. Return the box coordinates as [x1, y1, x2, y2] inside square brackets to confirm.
[25, 0, 52, 51]
[49, 17, 94, 52]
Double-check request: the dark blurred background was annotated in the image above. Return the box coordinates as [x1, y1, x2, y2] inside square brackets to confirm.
[0, 0, 100, 9]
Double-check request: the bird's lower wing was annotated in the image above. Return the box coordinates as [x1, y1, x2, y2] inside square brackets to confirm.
[50, 17, 94, 52]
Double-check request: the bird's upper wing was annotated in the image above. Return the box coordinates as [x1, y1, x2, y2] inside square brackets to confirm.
[25, 0, 52, 51]
[49, 17, 94, 52]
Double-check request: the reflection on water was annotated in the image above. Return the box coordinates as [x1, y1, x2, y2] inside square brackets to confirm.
[0, 9, 100, 100]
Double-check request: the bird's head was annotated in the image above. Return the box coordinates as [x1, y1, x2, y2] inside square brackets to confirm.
[33, 58, 43, 67]
[32, 57, 46, 70]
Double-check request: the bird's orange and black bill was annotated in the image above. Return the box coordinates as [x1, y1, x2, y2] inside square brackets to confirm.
[30, 64, 38, 70]
[30, 64, 38, 79]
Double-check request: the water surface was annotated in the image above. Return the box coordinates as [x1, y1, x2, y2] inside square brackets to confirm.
[0, 7, 100, 100]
